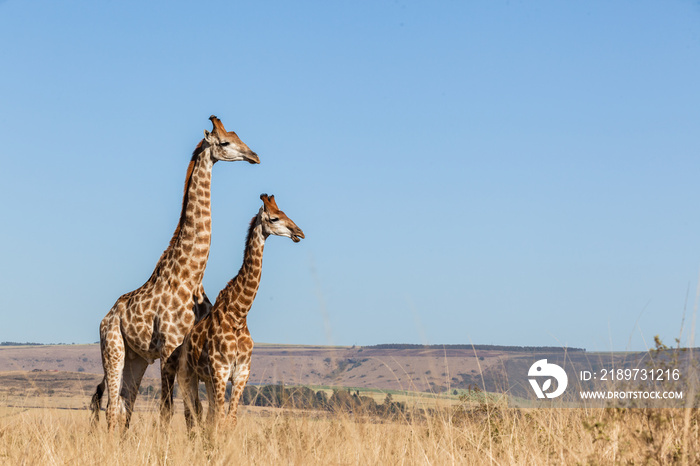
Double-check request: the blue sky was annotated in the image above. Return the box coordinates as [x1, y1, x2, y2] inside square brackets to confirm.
[1, 1, 699, 351]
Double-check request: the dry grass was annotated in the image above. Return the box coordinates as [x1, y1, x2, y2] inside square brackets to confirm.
[1, 393, 699, 465]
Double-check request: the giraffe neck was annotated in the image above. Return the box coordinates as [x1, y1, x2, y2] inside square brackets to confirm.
[148, 145, 214, 292]
[215, 216, 266, 325]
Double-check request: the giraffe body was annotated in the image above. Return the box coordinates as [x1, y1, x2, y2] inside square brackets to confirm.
[177, 194, 304, 430]
[90, 116, 259, 431]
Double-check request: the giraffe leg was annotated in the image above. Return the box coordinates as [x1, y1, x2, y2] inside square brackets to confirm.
[160, 349, 180, 425]
[180, 372, 202, 431]
[102, 322, 126, 432]
[176, 343, 200, 432]
[204, 378, 216, 425]
[211, 372, 228, 430]
[177, 372, 194, 431]
[193, 379, 203, 425]
[121, 348, 149, 429]
[227, 363, 250, 428]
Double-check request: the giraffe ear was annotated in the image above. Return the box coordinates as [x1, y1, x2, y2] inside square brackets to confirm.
[203, 129, 211, 142]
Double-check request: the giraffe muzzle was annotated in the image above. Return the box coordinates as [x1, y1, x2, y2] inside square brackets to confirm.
[245, 151, 261, 164]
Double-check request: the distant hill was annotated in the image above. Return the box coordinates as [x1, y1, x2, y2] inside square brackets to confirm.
[365, 343, 586, 353]
[1, 341, 66, 346]
[0, 343, 696, 401]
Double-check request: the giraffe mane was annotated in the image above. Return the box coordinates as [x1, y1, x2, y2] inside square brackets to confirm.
[209, 215, 260, 316]
[244, 214, 259, 247]
[147, 143, 203, 282]
[169, 142, 203, 248]
[222, 215, 260, 292]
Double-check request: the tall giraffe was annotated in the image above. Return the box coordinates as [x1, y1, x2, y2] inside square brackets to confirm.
[90, 116, 260, 431]
[177, 194, 304, 430]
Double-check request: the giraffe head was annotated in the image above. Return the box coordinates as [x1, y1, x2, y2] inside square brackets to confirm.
[203, 115, 260, 164]
[259, 194, 305, 243]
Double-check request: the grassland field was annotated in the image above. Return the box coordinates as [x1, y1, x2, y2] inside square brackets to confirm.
[1, 343, 699, 464]
[1, 389, 699, 464]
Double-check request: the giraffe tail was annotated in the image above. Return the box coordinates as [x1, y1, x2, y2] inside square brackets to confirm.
[90, 377, 106, 428]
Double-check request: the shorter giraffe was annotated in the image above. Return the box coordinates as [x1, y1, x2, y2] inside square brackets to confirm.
[177, 194, 304, 430]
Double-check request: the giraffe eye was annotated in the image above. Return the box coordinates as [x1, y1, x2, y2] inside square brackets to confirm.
[270, 217, 279, 223]
[220, 141, 230, 147]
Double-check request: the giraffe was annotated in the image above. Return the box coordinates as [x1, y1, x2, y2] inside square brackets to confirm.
[90, 116, 260, 431]
[177, 194, 304, 430]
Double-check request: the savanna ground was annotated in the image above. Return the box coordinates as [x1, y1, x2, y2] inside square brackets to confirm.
[1, 390, 699, 465]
